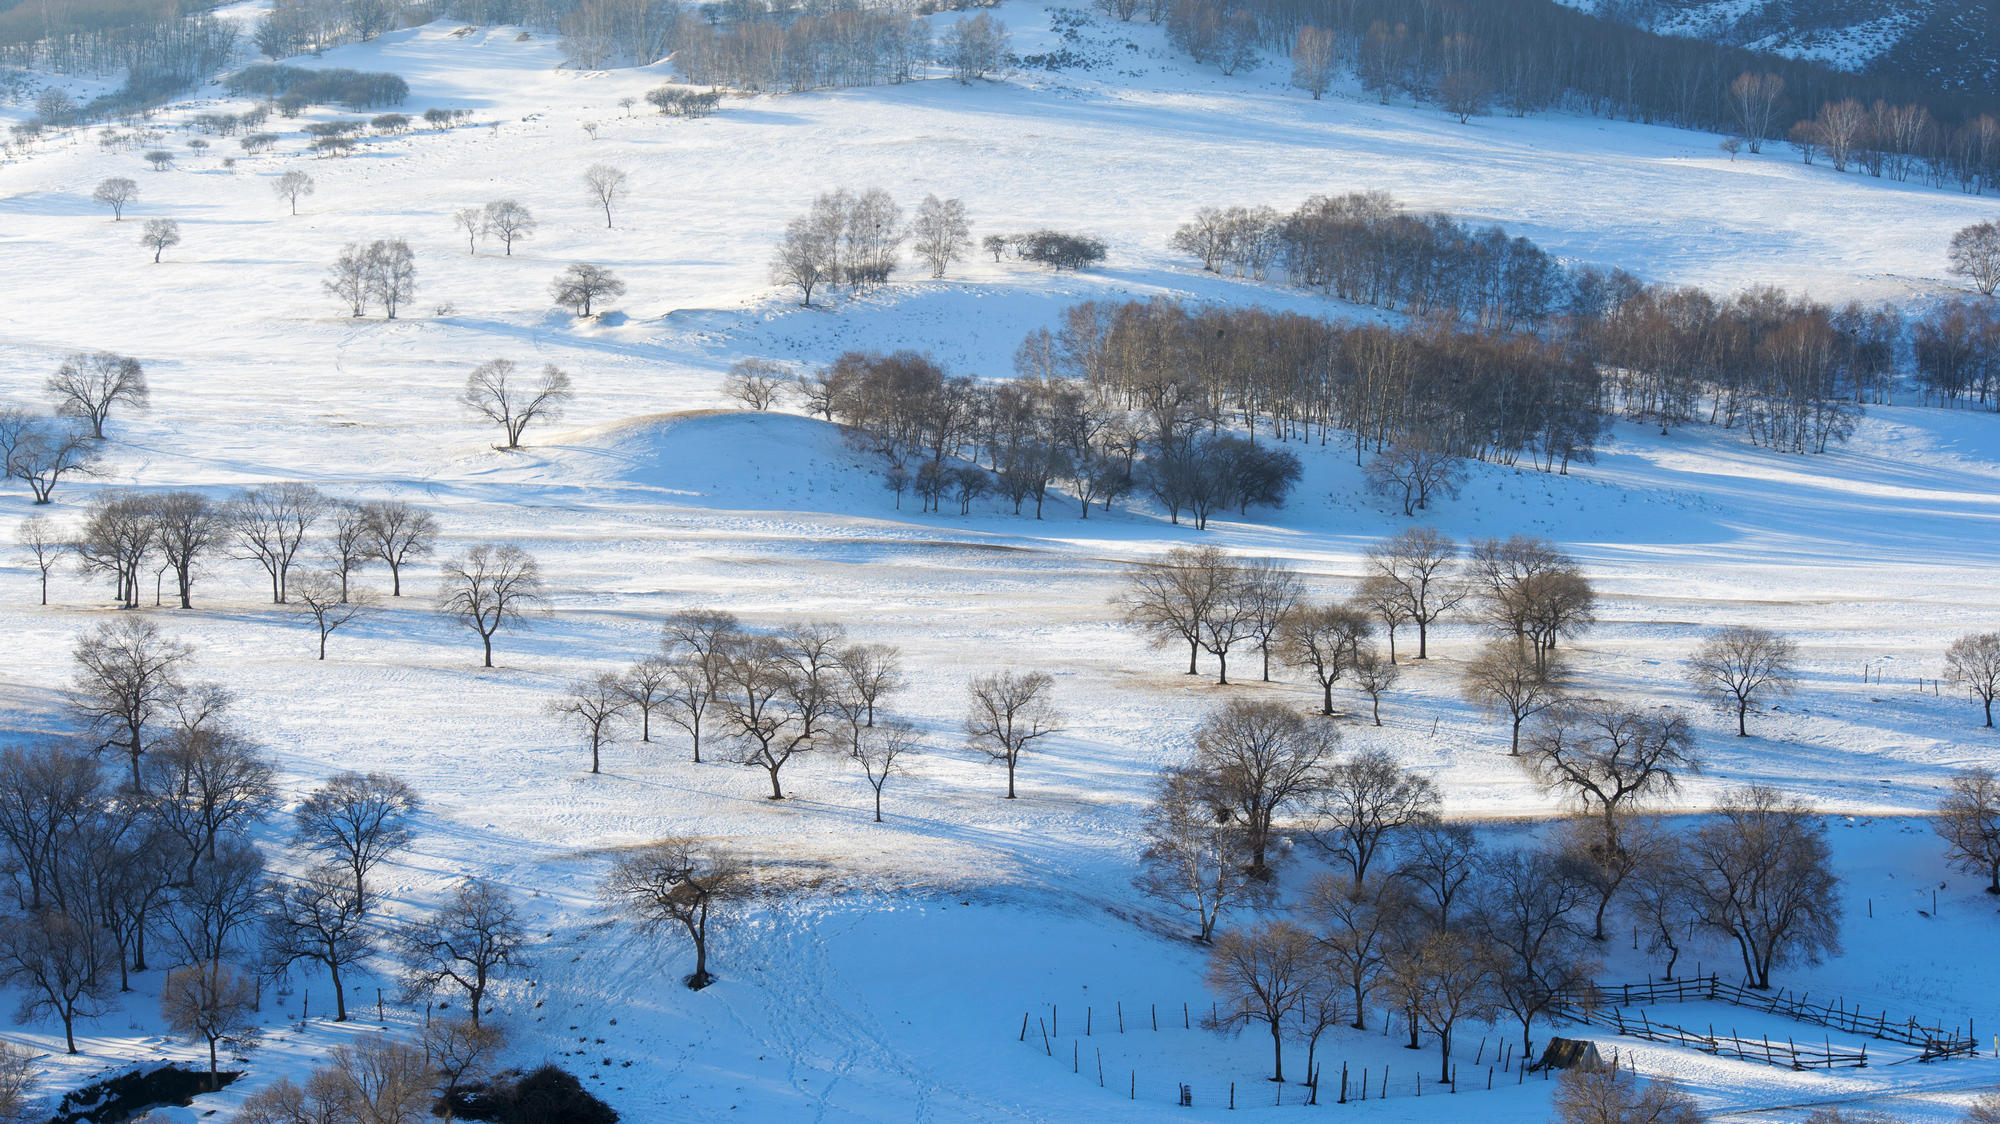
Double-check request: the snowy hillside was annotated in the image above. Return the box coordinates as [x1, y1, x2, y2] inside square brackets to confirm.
[0, 3, 1998, 1122]
[1564, 0, 2000, 96]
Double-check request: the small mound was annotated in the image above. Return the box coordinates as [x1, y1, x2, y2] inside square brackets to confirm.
[536, 410, 885, 511]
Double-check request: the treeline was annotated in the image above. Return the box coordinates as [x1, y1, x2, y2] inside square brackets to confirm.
[1174, 193, 1898, 455]
[226, 63, 411, 111]
[1136, 0, 1996, 168]
[1914, 299, 2000, 410]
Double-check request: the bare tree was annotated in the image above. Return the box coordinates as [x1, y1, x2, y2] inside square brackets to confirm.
[1302, 873, 1412, 1030]
[292, 771, 419, 910]
[1351, 646, 1398, 725]
[1949, 221, 2000, 297]
[73, 490, 155, 608]
[1279, 600, 1372, 716]
[1204, 920, 1316, 1082]
[326, 242, 370, 316]
[1290, 26, 1335, 99]
[397, 877, 527, 1027]
[0, 909, 112, 1053]
[71, 617, 193, 791]
[482, 199, 535, 255]
[321, 502, 372, 601]
[619, 657, 673, 743]
[462, 359, 572, 449]
[1461, 640, 1569, 756]
[1313, 749, 1437, 885]
[850, 718, 917, 823]
[1388, 927, 1495, 1081]
[1936, 768, 2000, 894]
[359, 500, 437, 597]
[452, 206, 483, 254]
[941, 11, 1009, 83]
[716, 634, 818, 799]
[909, 194, 971, 279]
[723, 359, 788, 411]
[262, 865, 373, 1021]
[548, 673, 630, 774]
[770, 202, 841, 307]
[141, 217, 180, 262]
[436, 544, 545, 667]
[1136, 763, 1268, 943]
[1470, 536, 1595, 670]
[0, 741, 101, 912]
[1475, 846, 1598, 1055]
[0, 1040, 34, 1118]
[550, 262, 625, 317]
[273, 169, 314, 214]
[161, 960, 260, 1089]
[582, 163, 628, 228]
[364, 239, 417, 319]
[603, 837, 746, 989]
[1682, 785, 1841, 989]
[1396, 819, 1482, 932]
[1363, 527, 1465, 659]
[424, 1017, 506, 1123]
[661, 609, 741, 763]
[16, 513, 66, 604]
[1236, 558, 1302, 682]
[7, 421, 98, 503]
[1946, 632, 2000, 727]
[292, 570, 372, 659]
[1552, 1065, 1703, 1124]
[1367, 438, 1465, 517]
[228, 482, 329, 603]
[1119, 545, 1232, 677]
[1686, 625, 1799, 736]
[46, 352, 147, 438]
[1526, 701, 1699, 855]
[1192, 699, 1335, 878]
[837, 642, 903, 727]
[150, 490, 225, 608]
[964, 669, 1060, 799]
[140, 726, 275, 877]
[93, 176, 139, 220]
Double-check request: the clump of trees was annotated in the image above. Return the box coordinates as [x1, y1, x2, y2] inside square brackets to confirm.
[770, 188, 910, 306]
[325, 239, 416, 318]
[644, 86, 723, 117]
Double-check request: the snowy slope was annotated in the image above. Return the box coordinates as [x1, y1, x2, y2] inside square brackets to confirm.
[0, 5, 1997, 1121]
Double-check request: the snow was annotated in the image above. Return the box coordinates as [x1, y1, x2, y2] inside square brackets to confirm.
[0, 5, 1998, 1121]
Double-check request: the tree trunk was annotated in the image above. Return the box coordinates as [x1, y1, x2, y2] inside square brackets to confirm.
[390, 564, 402, 596]
[1417, 618, 1429, 658]
[1322, 679, 1335, 716]
[873, 785, 883, 823]
[765, 762, 784, 799]
[1269, 1019, 1285, 1082]
[1187, 640, 1199, 675]
[481, 631, 494, 668]
[332, 959, 347, 1021]
[1005, 758, 1017, 799]
[591, 736, 600, 774]
[1215, 649, 1229, 685]
[62, 1008, 76, 1054]
[1737, 699, 1748, 736]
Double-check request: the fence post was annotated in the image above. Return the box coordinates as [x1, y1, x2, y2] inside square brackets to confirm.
[1087, 1007, 1092, 1037]
[1118, 1002, 1124, 1033]
[1339, 1062, 1348, 1104]
[1020, 1012, 1028, 1042]
[1097, 1047, 1103, 1087]
[1073, 1039, 1078, 1074]
[1040, 1018, 1051, 1057]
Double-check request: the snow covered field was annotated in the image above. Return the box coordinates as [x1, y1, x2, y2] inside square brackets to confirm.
[1, 4, 1999, 1120]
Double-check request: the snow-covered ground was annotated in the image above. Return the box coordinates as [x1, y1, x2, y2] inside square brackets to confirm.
[1, 5, 1998, 1121]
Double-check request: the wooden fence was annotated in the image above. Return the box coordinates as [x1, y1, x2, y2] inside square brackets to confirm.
[1551, 975, 1980, 1067]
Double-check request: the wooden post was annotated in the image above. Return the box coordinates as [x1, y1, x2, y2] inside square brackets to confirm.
[1053, 1005, 1057, 1037]
[377, 987, 384, 1023]
[1130, 1070, 1135, 1100]
[1087, 1007, 1092, 1036]
[1118, 1002, 1124, 1033]
[1152, 1004, 1158, 1031]
[1073, 1039, 1078, 1074]
[1184, 1002, 1190, 1029]
[1339, 1062, 1347, 1104]
[1229, 1082, 1234, 1110]
[1039, 1017, 1051, 1056]
[1020, 1012, 1028, 1042]
[1097, 1047, 1103, 1086]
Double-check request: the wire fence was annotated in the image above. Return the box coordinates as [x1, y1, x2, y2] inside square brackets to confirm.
[1015, 999, 1554, 1108]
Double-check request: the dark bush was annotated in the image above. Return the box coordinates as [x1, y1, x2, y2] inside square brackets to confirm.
[49, 1064, 238, 1124]
[226, 64, 409, 109]
[447, 1065, 620, 1124]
